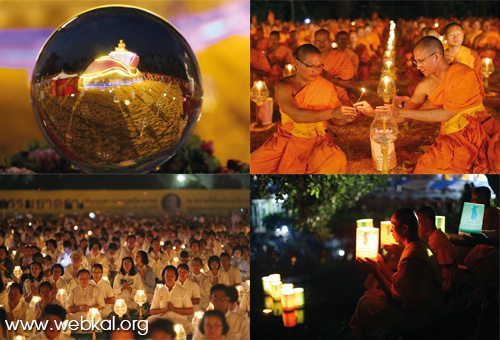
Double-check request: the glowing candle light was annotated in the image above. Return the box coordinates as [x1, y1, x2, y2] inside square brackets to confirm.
[270, 281, 282, 301]
[356, 88, 366, 103]
[380, 221, 397, 246]
[356, 227, 380, 260]
[262, 276, 272, 295]
[356, 219, 373, 228]
[281, 289, 296, 311]
[293, 287, 305, 308]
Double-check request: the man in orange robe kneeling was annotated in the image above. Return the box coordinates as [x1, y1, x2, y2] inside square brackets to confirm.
[251, 44, 356, 174]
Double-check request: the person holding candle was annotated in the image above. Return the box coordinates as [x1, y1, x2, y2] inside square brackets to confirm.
[66, 269, 104, 322]
[193, 285, 249, 340]
[251, 44, 357, 174]
[417, 206, 458, 298]
[135, 251, 155, 300]
[350, 208, 442, 339]
[5, 283, 36, 338]
[90, 264, 114, 318]
[356, 36, 500, 173]
[443, 23, 483, 81]
[86, 241, 109, 278]
[23, 262, 47, 303]
[113, 257, 144, 310]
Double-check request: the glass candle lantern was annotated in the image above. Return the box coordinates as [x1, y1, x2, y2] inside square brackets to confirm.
[283, 64, 296, 77]
[377, 76, 397, 104]
[192, 311, 204, 333]
[356, 219, 374, 228]
[435, 216, 446, 232]
[380, 221, 397, 246]
[134, 290, 147, 319]
[114, 298, 127, 319]
[13, 266, 22, 279]
[174, 324, 187, 340]
[281, 289, 296, 311]
[356, 227, 380, 260]
[250, 81, 269, 106]
[293, 287, 305, 308]
[262, 276, 272, 295]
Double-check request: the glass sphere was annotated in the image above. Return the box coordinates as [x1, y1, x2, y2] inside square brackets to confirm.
[31, 6, 202, 173]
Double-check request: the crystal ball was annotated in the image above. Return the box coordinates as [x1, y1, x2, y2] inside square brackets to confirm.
[31, 6, 202, 173]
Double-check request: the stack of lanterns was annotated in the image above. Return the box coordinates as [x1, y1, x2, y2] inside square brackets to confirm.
[379, 20, 397, 103]
[261, 274, 305, 327]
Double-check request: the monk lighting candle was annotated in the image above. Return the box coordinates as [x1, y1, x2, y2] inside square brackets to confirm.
[356, 227, 379, 260]
[282, 309, 297, 327]
[293, 287, 305, 308]
[272, 300, 283, 316]
[271, 280, 282, 301]
[356, 88, 366, 103]
[435, 216, 445, 232]
[380, 221, 397, 246]
[356, 219, 373, 228]
[296, 308, 305, 324]
[281, 289, 296, 311]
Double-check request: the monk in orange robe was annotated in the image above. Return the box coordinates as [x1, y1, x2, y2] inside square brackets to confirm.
[444, 22, 482, 81]
[473, 20, 500, 60]
[266, 31, 294, 87]
[464, 19, 482, 47]
[253, 28, 270, 52]
[251, 44, 357, 174]
[350, 30, 371, 80]
[313, 29, 354, 81]
[336, 31, 359, 76]
[356, 36, 500, 173]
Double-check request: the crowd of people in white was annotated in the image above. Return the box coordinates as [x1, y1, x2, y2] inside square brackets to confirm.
[0, 213, 250, 339]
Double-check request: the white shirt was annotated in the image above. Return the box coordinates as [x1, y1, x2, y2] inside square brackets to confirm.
[231, 257, 249, 280]
[90, 279, 114, 300]
[206, 270, 230, 287]
[86, 253, 109, 277]
[105, 252, 121, 272]
[151, 284, 192, 321]
[221, 265, 242, 286]
[29, 331, 75, 340]
[119, 246, 138, 260]
[5, 301, 35, 338]
[67, 284, 104, 309]
[176, 278, 201, 301]
[113, 272, 144, 307]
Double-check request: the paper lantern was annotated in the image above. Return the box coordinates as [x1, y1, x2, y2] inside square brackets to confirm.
[356, 227, 379, 260]
[174, 324, 187, 340]
[13, 266, 22, 279]
[281, 289, 296, 311]
[192, 311, 204, 333]
[356, 219, 374, 228]
[293, 288, 304, 308]
[270, 281, 282, 301]
[262, 276, 272, 295]
[296, 308, 305, 324]
[380, 221, 397, 246]
[31, 6, 202, 173]
[114, 298, 127, 318]
[282, 309, 297, 327]
[268, 274, 281, 281]
[281, 283, 294, 291]
[435, 216, 445, 232]
[272, 300, 282, 316]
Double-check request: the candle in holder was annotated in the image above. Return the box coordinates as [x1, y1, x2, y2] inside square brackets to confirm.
[174, 324, 187, 340]
[134, 290, 147, 319]
[114, 298, 127, 320]
[250, 81, 269, 106]
[356, 219, 374, 228]
[13, 266, 22, 279]
[87, 308, 101, 340]
[482, 58, 494, 92]
[283, 64, 296, 77]
[282, 309, 297, 327]
[380, 221, 397, 246]
[293, 287, 305, 308]
[435, 216, 446, 232]
[356, 227, 380, 260]
[281, 288, 296, 311]
[281, 283, 294, 291]
[377, 76, 396, 104]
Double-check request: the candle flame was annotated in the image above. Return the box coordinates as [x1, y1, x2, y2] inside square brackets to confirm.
[362, 88, 366, 93]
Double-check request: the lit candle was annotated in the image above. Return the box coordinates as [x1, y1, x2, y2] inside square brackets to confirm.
[263, 308, 272, 314]
[356, 219, 373, 228]
[256, 81, 262, 97]
[281, 283, 294, 291]
[380, 221, 397, 246]
[282, 309, 297, 327]
[356, 227, 380, 260]
[332, 42, 337, 49]
[262, 276, 272, 295]
[271, 281, 282, 301]
[356, 88, 366, 103]
[281, 289, 296, 311]
[435, 216, 446, 232]
[293, 287, 305, 308]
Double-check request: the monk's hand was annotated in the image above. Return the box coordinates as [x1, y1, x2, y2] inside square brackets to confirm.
[332, 106, 357, 120]
[355, 257, 379, 275]
[375, 104, 400, 119]
[353, 101, 375, 117]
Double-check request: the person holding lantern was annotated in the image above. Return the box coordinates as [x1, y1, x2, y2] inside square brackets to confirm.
[251, 43, 357, 174]
[66, 269, 104, 322]
[350, 208, 442, 339]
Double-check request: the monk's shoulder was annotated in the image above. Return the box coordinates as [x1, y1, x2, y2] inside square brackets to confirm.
[449, 62, 475, 78]
[315, 76, 335, 90]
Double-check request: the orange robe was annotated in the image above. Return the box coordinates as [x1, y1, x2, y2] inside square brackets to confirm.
[268, 45, 294, 85]
[255, 38, 270, 52]
[323, 49, 354, 80]
[476, 31, 500, 59]
[414, 63, 499, 174]
[365, 32, 381, 52]
[250, 48, 271, 74]
[345, 48, 360, 74]
[446, 45, 483, 81]
[355, 43, 371, 80]
[250, 76, 347, 174]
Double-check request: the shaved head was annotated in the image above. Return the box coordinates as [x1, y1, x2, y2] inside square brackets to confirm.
[314, 29, 330, 39]
[444, 22, 462, 35]
[414, 36, 444, 55]
[296, 44, 321, 61]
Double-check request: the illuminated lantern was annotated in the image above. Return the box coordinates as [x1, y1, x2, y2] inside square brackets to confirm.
[134, 290, 147, 319]
[31, 6, 202, 173]
[262, 276, 272, 295]
[29, 296, 41, 310]
[435, 216, 445, 232]
[264, 295, 273, 309]
[281, 283, 294, 291]
[87, 308, 101, 340]
[282, 309, 297, 327]
[281, 288, 296, 311]
[114, 298, 127, 319]
[270, 281, 282, 301]
[235, 285, 244, 302]
[293, 288, 305, 308]
[296, 308, 305, 324]
[356, 227, 379, 260]
[192, 311, 204, 333]
[174, 324, 187, 340]
[356, 219, 374, 228]
[13, 266, 22, 279]
[380, 221, 397, 246]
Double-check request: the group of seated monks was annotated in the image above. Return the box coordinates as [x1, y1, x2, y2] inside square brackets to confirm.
[351, 185, 499, 339]
[250, 14, 500, 175]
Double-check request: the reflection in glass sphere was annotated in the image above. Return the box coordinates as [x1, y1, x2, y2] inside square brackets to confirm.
[31, 6, 202, 173]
